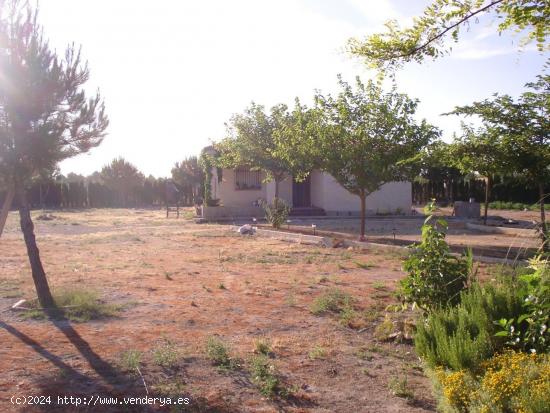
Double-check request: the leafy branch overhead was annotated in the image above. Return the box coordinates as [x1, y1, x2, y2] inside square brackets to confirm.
[348, 0, 549, 72]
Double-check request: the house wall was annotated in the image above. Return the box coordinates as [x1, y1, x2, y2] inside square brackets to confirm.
[315, 172, 412, 215]
[266, 177, 292, 206]
[310, 170, 325, 208]
[211, 168, 266, 207]
[212, 168, 412, 215]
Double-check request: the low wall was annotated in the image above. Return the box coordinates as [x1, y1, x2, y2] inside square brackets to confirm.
[201, 206, 263, 220]
[466, 222, 538, 238]
[224, 226, 527, 266]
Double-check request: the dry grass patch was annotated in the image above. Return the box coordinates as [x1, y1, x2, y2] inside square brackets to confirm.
[21, 288, 123, 322]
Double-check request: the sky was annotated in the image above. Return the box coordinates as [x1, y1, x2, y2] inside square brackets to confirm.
[35, 0, 547, 177]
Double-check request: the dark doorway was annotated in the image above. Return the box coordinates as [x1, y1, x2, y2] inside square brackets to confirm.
[292, 176, 311, 207]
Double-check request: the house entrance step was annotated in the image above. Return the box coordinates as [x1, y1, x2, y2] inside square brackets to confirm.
[289, 207, 326, 217]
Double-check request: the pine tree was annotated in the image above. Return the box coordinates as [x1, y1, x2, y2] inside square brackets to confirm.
[0, 1, 109, 308]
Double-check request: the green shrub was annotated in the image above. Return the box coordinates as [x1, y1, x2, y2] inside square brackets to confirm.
[388, 375, 414, 399]
[260, 199, 290, 229]
[494, 255, 549, 354]
[310, 288, 353, 315]
[308, 344, 327, 360]
[205, 336, 238, 370]
[120, 349, 142, 373]
[249, 355, 286, 398]
[153, 339, 181, 368]
[374, 314, 395, 341]
[400, 203, 472, 312]
[415, 282, 524, 371]
[254, 337, 271, 355]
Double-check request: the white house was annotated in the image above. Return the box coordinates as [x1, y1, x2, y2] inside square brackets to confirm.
[202, 165, 412, 220]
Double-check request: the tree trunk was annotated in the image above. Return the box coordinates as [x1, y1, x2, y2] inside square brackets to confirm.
[16, 186, 55, 309]
[539, 182, 548, 252]
[0, 185, 15, 238]
[483, 175, 492, 225]
[359, 192, 366, 242]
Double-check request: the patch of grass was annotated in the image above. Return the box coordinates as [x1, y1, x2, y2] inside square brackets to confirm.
[317, 275, 329, 283]
[205, 336, 239, 370]
[153, 339, 181, 368]
[310, 288, 353, 315]
[22, 289, 121, 322]
[308, 344, 327, 360]
[373, 291, 391, 300]
[340, 251, 353, 260]
[354, 261, 371, 269]
[374, 314, 395, 341]
[285, 290, 296, 306]
[362, 367, 374, 377]
[256, 253, 299, 265]
[366, 344, 384, 354]
[1, 290, 23, 299]
[310, 288, 364, 328]
[152, 378, 186, 399]
[218, 283, 226, 290]
[355, 347, 374, 361]
[363, 307, 381, 323]
[254, 338, 272, 356]
[249, 355, 287, 398]
[372, 281, 387, 291]
[388, 376, 414, 399]
[338, 306, 358, 328]
[0, 280, 23, 299]
[120, 349, 142, 374]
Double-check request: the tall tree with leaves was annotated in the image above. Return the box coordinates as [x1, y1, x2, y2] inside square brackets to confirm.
[100, 158, 144, 207]
[314, 76, 438, 240]
[348, 0, 549, 73]
[448, 75, 549, 248]
[447, 125, 509, 224]
[416, 141, 464, 205]
[171, 156, 204, 204]
[0, 1, 108, 308]
[272, 98, 321, 180]
[216, 103, 308, 204]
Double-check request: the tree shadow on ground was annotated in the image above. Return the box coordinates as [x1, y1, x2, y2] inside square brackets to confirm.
[0, 320, 240, 412]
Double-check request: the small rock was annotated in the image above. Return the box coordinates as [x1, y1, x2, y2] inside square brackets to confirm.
[237, 224, 255, 235]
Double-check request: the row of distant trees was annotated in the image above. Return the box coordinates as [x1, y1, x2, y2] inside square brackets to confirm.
[412, 175, 549, 207]
[1, 154, 543, 210]
[0, 157, 205, 209]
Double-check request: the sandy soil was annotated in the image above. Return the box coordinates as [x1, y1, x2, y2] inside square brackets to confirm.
[0, 208, 445, 413]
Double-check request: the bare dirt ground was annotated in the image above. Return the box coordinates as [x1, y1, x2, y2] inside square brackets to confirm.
[283, 207, 542, 260]
[0, 208, 458, 413]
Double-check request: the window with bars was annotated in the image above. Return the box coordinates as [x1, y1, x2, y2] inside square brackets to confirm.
[235, 167, 262, 190]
